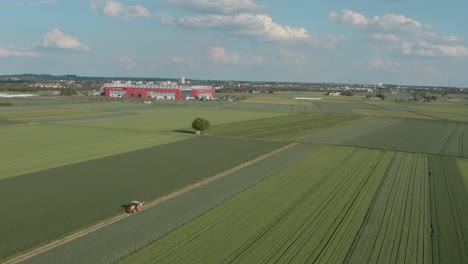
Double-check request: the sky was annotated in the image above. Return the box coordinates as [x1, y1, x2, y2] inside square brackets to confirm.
[1, 0, 468, 86]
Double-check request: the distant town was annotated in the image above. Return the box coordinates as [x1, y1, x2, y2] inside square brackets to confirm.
[0, 74, 466, 102]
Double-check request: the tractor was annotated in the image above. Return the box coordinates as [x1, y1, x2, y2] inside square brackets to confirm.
[126, 201, 144, 214]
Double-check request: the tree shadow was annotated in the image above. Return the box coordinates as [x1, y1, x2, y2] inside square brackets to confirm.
[173, 129, 195, 134]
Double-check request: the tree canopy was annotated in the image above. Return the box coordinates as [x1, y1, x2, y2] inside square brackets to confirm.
[192, 118, 210, 133]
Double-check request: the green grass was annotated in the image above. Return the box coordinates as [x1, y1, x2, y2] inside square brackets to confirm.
[0, 136, 284, 260]
[207, 112, 363, 141]
[22, 144, 318, 264]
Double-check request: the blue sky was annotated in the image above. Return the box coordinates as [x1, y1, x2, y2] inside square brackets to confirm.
[1, 0, 467, 86]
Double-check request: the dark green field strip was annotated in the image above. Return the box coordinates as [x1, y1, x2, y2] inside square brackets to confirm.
[118, 147, 395, 264]
[0, 137, 284, 260]
[429, 156, 468, 264]
[207, 113, 362, 141]
[296, 117, 402, 144]
[339, 119, 468, 157]
[22, 143, 318, 264]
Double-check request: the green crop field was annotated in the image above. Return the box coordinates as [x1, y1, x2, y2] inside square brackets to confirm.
[22, 144, 319, 264]
[0, 136, 284, 259]
[119, 146, 468, 264]
[3, 95, 468, 264]
[343, 119, 468, 157]
[0, 102, 289, 179]
[208, 112, 363, 141]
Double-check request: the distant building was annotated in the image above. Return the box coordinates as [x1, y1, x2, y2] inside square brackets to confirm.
[329, 92, 341, 96]
[178, 76, 186, 85]
[102, 83, 215, 100]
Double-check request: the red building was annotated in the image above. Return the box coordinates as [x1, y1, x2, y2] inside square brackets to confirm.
[103, 84, 215, 100]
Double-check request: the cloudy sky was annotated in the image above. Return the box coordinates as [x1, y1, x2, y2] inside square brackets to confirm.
[1, 0, 467, 86]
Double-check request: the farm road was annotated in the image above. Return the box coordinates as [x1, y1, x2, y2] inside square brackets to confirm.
[3, 143, 297, 264]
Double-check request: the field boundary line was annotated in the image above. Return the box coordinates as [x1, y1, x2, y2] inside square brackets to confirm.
[2, 143, 298, 264]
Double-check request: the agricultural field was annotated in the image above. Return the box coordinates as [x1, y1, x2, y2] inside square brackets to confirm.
[119, 146, 468, 264]
[208, 112, 363, 141]
[301, 118, 468, 158]
[0, 136, 284, 259]
[23, 144, 318, 264]
[2, 94, 468, 264]
[344, 119, 468, 157]
[0, 101, 289, 179]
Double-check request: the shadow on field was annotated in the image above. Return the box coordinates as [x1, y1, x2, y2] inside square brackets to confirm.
[174, 130, 195, 134]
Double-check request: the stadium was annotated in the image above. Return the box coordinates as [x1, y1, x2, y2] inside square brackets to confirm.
[103, 83, 216, 100]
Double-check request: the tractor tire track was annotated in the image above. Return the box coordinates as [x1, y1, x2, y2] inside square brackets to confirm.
[3, 143, 298, 264]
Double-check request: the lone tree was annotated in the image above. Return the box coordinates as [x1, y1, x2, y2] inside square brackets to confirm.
[192, 117, 210, 135]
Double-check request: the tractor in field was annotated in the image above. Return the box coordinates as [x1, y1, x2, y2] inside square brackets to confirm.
[126, 201, 144, 214]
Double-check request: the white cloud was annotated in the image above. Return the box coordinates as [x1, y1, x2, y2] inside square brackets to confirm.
[442, 35, 458, 42]
[161, 13, 309, 43]
[331, 9, 468, 59]
[119, 56, 139, 70]
[369, 58, 401, 72]
[330, 10, 368, 30]
[208, 47, 240, 63]
[87, 0, 150, 21]
[0, 47, 41, 58]
[330, 10, 430, 36]
[403, 41, 468, 58]
[167, 0, 260, 15]
[42, 29, 91, 51]
[0, 0, 56, 8]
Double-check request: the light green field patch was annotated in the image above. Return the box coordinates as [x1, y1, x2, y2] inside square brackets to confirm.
[0, 124, 189, 179]
[72, 107, 291, 132]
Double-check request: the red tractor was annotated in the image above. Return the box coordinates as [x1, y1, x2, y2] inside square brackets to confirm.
[126, 201, 144, 214]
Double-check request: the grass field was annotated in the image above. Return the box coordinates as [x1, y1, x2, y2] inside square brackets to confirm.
[119, 146, 468, 264]
[0, 136, 284, 260]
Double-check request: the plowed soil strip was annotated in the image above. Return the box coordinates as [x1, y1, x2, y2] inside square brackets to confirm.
[3, 143, 298, 264]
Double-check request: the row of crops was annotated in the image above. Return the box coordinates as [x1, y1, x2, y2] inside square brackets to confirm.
[207, 112, 362, 141]
[22, 144, 318, 264]
[118, 146, 468, 264]
[301, 118, 468, 158]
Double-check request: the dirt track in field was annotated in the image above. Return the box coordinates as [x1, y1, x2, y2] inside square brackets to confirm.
[3, 143, 298, 264]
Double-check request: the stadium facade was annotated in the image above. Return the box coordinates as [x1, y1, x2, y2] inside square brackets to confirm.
[103, 83, 215, 100]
